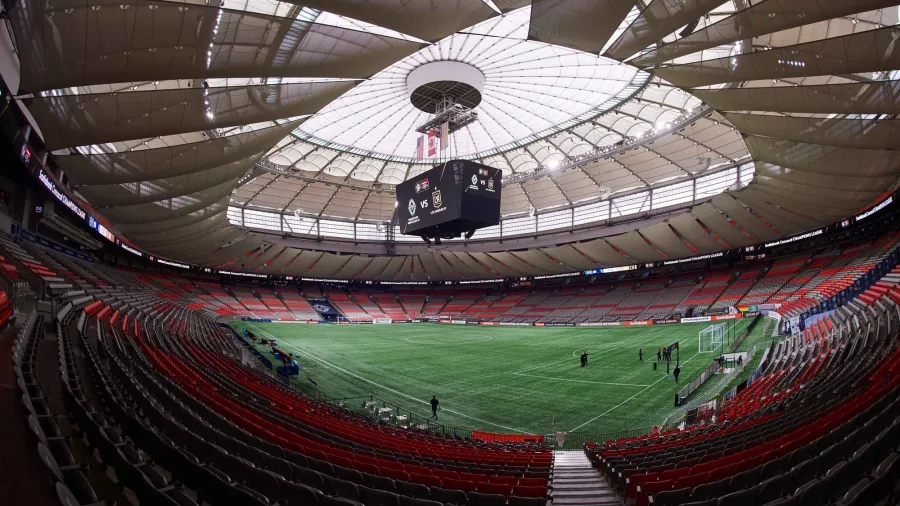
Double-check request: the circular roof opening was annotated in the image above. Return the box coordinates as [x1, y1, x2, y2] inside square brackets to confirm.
[407, 61, 485, 113]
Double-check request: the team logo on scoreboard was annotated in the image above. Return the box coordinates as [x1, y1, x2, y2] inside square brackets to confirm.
[415, 178, 430, 193]
[471, 175, 478, 185]
[432, 190, 442, 208]
[487, 178, 494, 191]
[407, 198, 416, 216]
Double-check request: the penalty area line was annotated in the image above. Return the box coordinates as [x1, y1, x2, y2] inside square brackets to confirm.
[568, 351, 702, 432]
[245, 324, 534, 435]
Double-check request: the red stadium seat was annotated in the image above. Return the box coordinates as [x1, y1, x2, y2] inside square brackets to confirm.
[512, 485, 547, 498]
[443, 479, 476, 493]
[476, 482, 512, 495]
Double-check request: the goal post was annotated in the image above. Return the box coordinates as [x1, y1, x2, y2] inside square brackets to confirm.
[699, 323, 726, 353]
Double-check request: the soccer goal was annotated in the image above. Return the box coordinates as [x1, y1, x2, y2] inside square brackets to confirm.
[699, 323, 726, 353]
[373, 318, 393, 324]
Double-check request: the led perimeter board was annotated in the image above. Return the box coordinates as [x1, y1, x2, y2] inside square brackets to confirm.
[396, 160, 502, 240]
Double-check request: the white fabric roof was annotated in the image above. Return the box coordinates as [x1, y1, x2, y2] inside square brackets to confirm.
[15, 0, 900, 279]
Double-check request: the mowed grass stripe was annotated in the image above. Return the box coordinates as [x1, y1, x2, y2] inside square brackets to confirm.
[236, 319, 756, 435]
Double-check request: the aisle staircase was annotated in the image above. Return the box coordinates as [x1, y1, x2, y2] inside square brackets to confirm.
[551, 451, 621, 505]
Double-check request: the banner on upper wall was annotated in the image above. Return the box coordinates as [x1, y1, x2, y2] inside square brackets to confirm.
[12, 224, 94, 262]
[789, 316, 801, 335]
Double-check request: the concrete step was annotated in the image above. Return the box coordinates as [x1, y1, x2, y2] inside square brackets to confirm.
[553, 483, 615, 495]
[552, 496, 622, 505]
[553, 473, 602, 482]
[551, 451, 622, 506]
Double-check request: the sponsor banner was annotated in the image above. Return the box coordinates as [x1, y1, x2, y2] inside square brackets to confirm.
[411, 319, 425, 323]
[624, 320, 653, 326]
[855, 195, 893, 222]
[451, 319, 467, 325]
[465, 321, 481, 325]
[764, 228, 824, 249]
[534, 322, 545, 327]
[270, 320, 317, 324]
[653, 318, 681, 325]
[662, 251, 725, 266]
[710, 313, 743, 321]
[534, 272, 581, 280]
[680, 316, 712, 323]
[38, 169, 87, 220]
[480, 321, 498, 326]
[577, 322, 622, 327]
[543, 323, 575, 327]
[744, 311, 761, 317]
[498, 322, 532, 326]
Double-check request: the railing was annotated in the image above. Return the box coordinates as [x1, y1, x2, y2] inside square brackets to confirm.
[330, 395, 475, 440]
[546, 427, 655, 450]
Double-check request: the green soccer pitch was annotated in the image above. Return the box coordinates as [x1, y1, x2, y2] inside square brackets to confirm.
[231, 318, 769, 438]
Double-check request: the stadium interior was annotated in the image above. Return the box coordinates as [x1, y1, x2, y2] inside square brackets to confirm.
[1, 1, 900, 506]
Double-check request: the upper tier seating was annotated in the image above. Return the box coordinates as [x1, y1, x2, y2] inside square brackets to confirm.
[279, 290, 321, 320]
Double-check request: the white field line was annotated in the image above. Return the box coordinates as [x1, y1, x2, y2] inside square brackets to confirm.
[512, 372, 651, 387]
[443, 326, 663, 389]
[246, 323, 534, 434]
[568, 351, 703, 432]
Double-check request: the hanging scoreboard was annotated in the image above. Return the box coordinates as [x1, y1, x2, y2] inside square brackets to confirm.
[396, 160, 502, 240]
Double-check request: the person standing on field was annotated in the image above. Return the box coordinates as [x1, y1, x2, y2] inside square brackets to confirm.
[639, 348, 644, 362]
[657, 348, 662, 362]
[673, 365, 681, 383]
[431, 395, 440, 419]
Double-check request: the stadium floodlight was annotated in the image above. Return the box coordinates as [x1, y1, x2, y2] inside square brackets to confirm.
[699, 323, 726, 353]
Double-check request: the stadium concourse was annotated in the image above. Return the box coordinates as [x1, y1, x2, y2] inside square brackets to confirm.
[3, 0, 900, 506]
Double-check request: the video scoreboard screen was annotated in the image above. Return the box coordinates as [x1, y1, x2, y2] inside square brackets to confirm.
[396, 160, 501, 239]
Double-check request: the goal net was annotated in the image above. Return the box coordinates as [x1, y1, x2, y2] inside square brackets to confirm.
[373, 318, 393, 324]
[699, 323, 726, 353]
